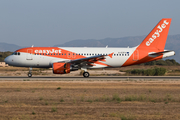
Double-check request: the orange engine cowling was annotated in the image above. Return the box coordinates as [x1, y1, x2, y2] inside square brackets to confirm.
[53, 63, 71, 74]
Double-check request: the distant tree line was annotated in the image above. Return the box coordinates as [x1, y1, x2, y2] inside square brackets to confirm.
[141, 59, 179, 66]
[0, 51, 13, 62]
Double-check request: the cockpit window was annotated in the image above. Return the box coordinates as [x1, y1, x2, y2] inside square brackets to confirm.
[12, 52, 20, 55]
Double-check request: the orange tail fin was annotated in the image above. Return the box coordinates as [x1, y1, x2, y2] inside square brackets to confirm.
[122, 18, 172, 67]
[138, 18, 171, 51]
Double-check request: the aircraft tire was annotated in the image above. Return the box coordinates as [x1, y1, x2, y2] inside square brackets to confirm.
[28, 73, 32, 77]
[83, 72, 89, 78]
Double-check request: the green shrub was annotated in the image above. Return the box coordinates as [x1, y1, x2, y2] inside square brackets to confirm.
[112, 93, 121, 102]
[130, 67, 166, 76]
[144, 59, 179, 66]
[32, 111, 36, 115]
[87, 99, 93, 103]
[57, 87, 61, 90]
[60, 98, 64, 102]
[51, 107, 57, 112]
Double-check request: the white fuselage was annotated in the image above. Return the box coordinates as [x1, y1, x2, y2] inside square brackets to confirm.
[5, 47, 137, 68]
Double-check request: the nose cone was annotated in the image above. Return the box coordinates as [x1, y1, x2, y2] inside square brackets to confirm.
[4, 56, 11, 65]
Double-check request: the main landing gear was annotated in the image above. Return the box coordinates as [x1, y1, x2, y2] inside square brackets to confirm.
[28, 67, 32, 77]
[83, 72, 90, 78]
[83, 72, 89, 78]
[81, 68, 90, 78]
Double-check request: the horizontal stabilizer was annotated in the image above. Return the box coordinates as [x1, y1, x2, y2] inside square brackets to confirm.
[149, 50, 175, 58]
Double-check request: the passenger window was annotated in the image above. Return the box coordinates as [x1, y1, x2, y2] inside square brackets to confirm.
[18, 52, 20, 55]
[122, 54, 124, 56]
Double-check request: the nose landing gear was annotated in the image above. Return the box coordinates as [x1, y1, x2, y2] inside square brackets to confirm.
[28, 67, 32, 77]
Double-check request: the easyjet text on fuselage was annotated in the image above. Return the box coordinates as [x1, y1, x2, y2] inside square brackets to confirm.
[34, 49, 61, 54]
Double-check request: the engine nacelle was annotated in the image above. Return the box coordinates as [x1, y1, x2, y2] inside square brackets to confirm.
[53, 63, 71, 74]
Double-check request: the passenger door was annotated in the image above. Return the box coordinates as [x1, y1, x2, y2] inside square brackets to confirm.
[26, 49, 33, 60]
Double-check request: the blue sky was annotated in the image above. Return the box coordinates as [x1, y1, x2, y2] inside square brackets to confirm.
[0, 0, 180, 46]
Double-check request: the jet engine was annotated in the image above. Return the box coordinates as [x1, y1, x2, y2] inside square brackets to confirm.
[52, 62, 79, 74]
[53, 63, 71, 74]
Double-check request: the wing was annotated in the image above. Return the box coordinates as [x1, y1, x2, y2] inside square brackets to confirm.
[69, 53, 114, 67]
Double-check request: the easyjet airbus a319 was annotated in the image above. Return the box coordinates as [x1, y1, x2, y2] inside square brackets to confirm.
[5, 18, 175, 77]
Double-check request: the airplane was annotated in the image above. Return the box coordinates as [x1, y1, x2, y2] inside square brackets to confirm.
[4, 18, 175, 77]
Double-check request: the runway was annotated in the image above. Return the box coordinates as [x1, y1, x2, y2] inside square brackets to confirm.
[0, 76, 180, 81]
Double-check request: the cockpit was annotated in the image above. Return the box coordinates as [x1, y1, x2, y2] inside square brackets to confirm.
[12, 52, 20, 55]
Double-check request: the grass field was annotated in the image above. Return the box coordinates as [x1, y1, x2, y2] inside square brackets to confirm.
[0, 80, 180, 120]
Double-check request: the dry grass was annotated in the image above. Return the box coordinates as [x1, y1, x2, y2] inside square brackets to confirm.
[0, 81, 180, 120]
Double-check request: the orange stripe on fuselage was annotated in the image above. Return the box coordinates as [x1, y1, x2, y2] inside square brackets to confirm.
[16, 47, 110, 67]
[122, 48, 163, 67]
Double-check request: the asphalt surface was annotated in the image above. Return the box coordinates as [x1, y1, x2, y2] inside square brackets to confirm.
[0, 76, 180, 81]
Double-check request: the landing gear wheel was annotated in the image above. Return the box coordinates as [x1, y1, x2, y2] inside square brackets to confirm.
[28, 67, 32, 77]
[83, 72, 89, 78]
[28, 73, 32, 77]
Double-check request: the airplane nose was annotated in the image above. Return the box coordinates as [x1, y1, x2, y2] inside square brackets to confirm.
[4, 56, 11, 64]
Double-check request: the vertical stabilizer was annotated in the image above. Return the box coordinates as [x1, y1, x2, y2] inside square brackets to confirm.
[122, 18, 172, 67]
[138, 18, 171, 51]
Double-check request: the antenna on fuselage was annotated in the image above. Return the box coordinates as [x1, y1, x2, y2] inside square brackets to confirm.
[31, 45, 34, 47]
[106, 45, 108, 48]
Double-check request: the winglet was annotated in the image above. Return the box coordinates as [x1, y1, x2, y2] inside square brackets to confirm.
[108, 52, 114, 58]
